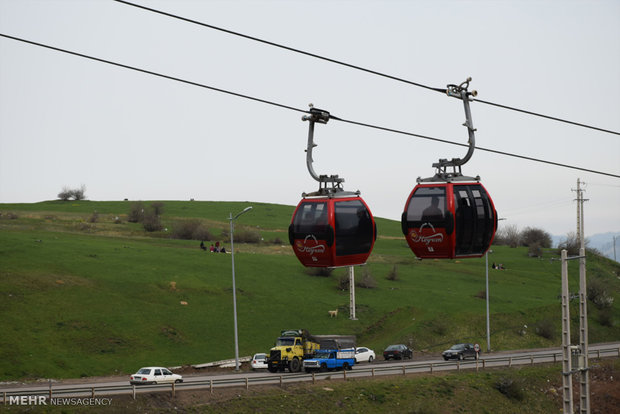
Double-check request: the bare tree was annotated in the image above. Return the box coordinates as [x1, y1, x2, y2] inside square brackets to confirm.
[58, 185, 87, 201]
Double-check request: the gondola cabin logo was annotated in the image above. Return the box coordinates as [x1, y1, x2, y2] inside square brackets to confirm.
[409, 223, 444, 246]
[295, 234, 326, 261]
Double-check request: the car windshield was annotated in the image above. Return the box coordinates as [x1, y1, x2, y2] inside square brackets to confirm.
[255, 354, 266, 360]
[450, 344, 465, 350]
[137, 368, 151, 375]
[314, 353, 332, 359]
[276, 338, 295, 346]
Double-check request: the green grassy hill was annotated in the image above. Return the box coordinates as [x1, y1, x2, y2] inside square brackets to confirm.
[1, 200, 618, 381]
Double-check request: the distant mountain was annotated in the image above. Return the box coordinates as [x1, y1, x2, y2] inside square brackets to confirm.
[552, 232, 619, 262]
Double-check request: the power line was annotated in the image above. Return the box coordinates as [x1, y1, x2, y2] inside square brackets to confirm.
[113, 0, 620, 137]
[1, 32, 619, 180]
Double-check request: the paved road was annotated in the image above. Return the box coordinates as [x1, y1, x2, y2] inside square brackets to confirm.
[1, 342, 618, 398]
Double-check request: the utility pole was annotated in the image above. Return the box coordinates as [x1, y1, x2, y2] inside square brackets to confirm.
[571, 178, 590, 413]
[349, 266, 357, 320]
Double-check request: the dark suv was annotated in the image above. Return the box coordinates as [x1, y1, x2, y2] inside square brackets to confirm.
[383, 344, 413, 360]
[442, 343, 479, 360]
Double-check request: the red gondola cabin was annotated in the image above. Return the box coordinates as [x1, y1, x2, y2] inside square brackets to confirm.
[289, 195, 376, 267]
[401, 182, 497, 259]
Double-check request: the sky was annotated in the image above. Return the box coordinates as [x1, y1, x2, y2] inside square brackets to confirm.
[1, 0, 619, 238]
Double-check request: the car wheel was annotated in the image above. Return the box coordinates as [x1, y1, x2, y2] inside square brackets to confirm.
[175, 379, 182, 383]
[368, 356, 374, 363]
[320, 363, 328, 373]
[443, 357, 449, 361]
[458, 354, 463, 361]
[342, 362, 349, 371]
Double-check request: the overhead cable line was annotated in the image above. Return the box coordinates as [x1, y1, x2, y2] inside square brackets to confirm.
[1, 33, 619, 180]
[113, 0, 620, 137]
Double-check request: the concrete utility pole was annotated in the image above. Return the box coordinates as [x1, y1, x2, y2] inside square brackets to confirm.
[571, 179, 590, 413]
[349, 266, 357, 320]
[560, 249, 573, 414]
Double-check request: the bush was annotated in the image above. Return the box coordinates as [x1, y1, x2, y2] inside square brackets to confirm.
[88, 211, 99, 223]
[151, 202, 165, 216]
[587, 278, 614, 309]
[127, 202, 144, 223]
[337, 274, 349, 290]
[171, 219, 212, 240]
[386, 265, 399, 281]
[599, 308, 614, 327]
[305, 267, 333, 277]
[528, 242, 543, 257]
[495, 376, 525, 401]
[534, 318, 555, 340]
[142, 212, 163, 232]
[474, 290, 487, 300]
[494, 224, 520, 247]
[521, 227, 552, 248]
[229, 228, 261, 244]
[356, 269, 377, 289]
[557, 232, 589, 256]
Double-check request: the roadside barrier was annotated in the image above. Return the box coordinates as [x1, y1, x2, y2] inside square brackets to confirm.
[2, 346, 618, 403]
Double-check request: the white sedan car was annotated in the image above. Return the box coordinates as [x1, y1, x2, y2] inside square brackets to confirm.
[129, 367, 183, 385]
[251, 353, 268, 370]
[355, 347, 376, 363]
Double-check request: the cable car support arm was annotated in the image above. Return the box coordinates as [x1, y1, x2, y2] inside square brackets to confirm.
[421, 77, 479, 182]
[302, 105, 357, 197]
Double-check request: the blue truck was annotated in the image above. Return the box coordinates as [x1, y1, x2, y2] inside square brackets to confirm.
[302, 348, 356, 373]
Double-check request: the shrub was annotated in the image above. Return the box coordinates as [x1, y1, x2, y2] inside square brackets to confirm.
[127, 202, 144, 223]
[337, 274, 349, 290]
[521, 227, 552, 248]
[494, 224, 520, 247]
[495, 376, 524, 401]
[305, 267, 333, 277]
[534, 318, 555, 340]
[231, 228, 261, 244]
[599, 308, 614, 327]
[587, 278, 614, 309]
[356, 269, 377, 289]
[151, 202, 165, 216]
[172, 219, 207, 240]
[528, 242, 543, 257]
[557, 232, 589, 256]
[88, 211, 99, 223]
[386, 265, 399, 281]
[142, 212, 163, 232]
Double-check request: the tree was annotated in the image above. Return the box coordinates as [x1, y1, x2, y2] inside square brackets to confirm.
[494, 223, 520, 247]
[557, 232, 589, 256]
[57, 185, 86, 201]
[520, 227, 552, 248]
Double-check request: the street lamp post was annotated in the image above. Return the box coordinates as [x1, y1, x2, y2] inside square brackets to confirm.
[229, 206, 253, 371]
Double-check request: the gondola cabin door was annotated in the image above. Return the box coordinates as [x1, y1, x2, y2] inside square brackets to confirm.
[289, 196, 376, 267]
[401, 182, 496, 259]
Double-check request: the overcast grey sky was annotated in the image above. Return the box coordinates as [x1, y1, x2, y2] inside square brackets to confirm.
[1, 0, 618, 237]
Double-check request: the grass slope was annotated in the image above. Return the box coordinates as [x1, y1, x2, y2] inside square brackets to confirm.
[1, 200, 619, 381]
